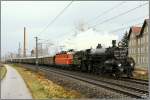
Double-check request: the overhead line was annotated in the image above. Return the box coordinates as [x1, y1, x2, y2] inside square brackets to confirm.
[121, 15, 149, 25]
[88, 1, 126, 24]
[110, 15, 148, 33]
[110, 22, 143, 33]
[37, 1, 73, 36]
[91, 2, 148, 28]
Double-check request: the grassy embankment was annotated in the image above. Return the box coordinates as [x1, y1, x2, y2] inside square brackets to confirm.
[133, 68, 149, 80]
[0, 64, 7, 80]
[12, 64, 82, 99]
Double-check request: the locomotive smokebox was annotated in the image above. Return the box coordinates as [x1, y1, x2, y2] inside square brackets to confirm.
[112, 40, 116, 47]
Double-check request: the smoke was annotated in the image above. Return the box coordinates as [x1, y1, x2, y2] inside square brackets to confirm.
[63, 28, 118, 51]
[73, 19, 89, 37]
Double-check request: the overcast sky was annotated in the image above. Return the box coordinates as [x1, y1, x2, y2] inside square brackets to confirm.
[1, 1, 149, 57]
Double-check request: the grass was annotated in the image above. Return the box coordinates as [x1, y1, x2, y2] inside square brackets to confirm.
[12, 64, 82, 99]
[0, 65, 7, 80]
[133, 68, 149, 80]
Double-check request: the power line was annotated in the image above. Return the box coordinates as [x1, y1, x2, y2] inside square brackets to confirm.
[39, 2, 125, 42]
[37, 1, 148, 51]
[109, 15, 148, 33]
[109, 22, 143, 33]
[37, 1, 73, 36]
[88, 1, 126, 24]
[46, 1, 125, 42]
[91, 2, 148, 28]
[120, 15, 148, 25]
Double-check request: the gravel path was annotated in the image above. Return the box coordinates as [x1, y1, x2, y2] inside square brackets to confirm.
[1, 65, 32, 99]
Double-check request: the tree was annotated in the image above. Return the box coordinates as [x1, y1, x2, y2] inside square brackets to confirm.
[121, 31, 129, 48]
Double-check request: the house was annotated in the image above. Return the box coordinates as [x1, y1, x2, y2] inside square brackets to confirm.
[128, 19, 149, 70]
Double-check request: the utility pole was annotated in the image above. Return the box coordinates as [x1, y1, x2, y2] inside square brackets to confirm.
[35, 36, 38, 71]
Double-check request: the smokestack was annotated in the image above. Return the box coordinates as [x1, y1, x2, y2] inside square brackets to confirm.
[23, 27, 27, 57]
[112, 40, 116, 47]
[18, 42, 21, 57]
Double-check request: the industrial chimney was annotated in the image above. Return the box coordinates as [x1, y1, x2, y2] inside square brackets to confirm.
[18, 42, 21, 57]
[23, 27, 27, 57]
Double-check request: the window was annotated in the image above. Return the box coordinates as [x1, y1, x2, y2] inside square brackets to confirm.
[142, 47, 143, 53]
[146, 26, 148, 32]
[138, 39, 140, 45]
[138, 57, 140, 64]
[132, 33, 133, 38]
[138, 48, 140, 53]
[144, 35, 147, 42]
[141, 57, 143, 64]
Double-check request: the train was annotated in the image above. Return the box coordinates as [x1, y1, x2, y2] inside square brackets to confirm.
[7, 40, 135, 78]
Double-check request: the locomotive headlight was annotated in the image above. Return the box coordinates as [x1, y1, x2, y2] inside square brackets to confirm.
[118, 63, 123, 72]
[118, 63, 122, 67]
[130, 63, 134, 66]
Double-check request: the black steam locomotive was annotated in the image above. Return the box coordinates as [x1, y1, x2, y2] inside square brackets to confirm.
[74, 40, 135, 78]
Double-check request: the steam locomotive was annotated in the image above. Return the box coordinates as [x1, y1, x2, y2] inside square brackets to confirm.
[8, 40, 135, 78]
[73, 40, 135, 78]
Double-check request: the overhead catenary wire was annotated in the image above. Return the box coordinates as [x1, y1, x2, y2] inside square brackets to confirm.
[39, 1, 147, 41]
[37, 1, 73, 37]
[44, 1, 126, 42]
[91, 2, 148, 28]
[38, 1, 125, 43]
[106, 15, 148, 33]
[120, 15, 149, 25]
[109, 22, 143, 33]
[37, 1, 148, 52]
[88, 1, 126, 24]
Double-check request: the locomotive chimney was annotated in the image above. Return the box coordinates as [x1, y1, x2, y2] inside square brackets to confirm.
[112, 40, 116, 47]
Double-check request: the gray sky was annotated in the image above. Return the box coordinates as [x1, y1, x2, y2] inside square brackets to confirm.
[1, 1, 149, 57]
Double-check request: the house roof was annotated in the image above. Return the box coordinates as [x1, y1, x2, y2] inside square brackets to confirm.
[128, 26, 141, 38]
[131, 27, 141, 33]
[139, 19, 149, 36]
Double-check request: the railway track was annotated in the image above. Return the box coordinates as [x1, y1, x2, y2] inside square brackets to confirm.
[120, 78, 149, 85]
[17, 64, 149, 99]
[36, 66, 149, 99]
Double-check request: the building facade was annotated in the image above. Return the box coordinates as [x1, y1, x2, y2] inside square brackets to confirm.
[128, 19, 149, 70]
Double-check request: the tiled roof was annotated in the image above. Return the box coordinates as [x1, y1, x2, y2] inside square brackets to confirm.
[140, 19, 149, 35]
[128, 26, 141, 38]
[145, 19, 150, 25]
[131, 26, 141, 34]
[127, 19, 149, 39]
